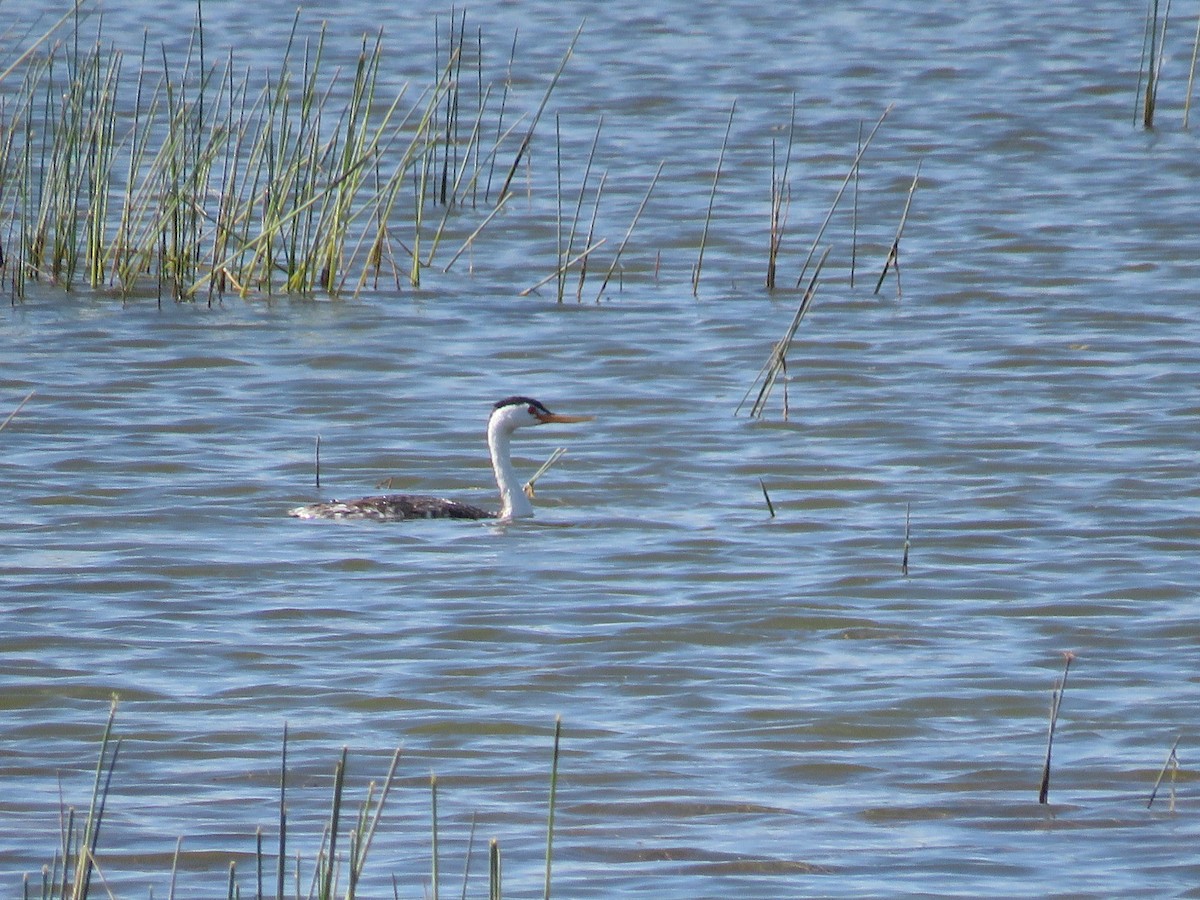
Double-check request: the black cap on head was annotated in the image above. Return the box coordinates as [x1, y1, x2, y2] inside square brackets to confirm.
[493, 396, 550, 415]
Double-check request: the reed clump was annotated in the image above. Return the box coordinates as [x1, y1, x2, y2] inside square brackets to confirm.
[0, 5, 573, 301]
[26, 703, 566, 900]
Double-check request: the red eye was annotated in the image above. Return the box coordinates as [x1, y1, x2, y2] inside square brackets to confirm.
[527, 405, 538, 415]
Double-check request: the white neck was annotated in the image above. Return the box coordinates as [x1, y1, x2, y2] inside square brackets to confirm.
[488, 413, 534, 519]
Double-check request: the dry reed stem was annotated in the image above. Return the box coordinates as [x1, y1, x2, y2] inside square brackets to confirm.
[592, 160, 664, 302]
[496, 22, 584, 203]
[766, 95, 797, 291]
[693, 98, 736, 296]
[543, 715, 562, 900]
[874, 159, 922, 297]
[738, 245, 832, 418]
[519, 238, 606, 296]
[759, 479, 776, 518]
[560, 117, 604, 302]
[524, 447, 568, 499]
[794, 103, 893, 289]
[851, 119, 862, 288]
[1038, 650, 1075, 804]
[1147, 736, 1183, 809]
[1185, 11, 1200, 126]
[0, 389, 34, 433]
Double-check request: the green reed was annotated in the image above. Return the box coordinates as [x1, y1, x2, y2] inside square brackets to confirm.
[27, 696, 120, 900]
[28, 704, 563, 899]
[0, 4, 571, 301]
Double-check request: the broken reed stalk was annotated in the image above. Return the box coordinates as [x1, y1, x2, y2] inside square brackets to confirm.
[874, 159, 922, 297]
[693, 98, 736, 296]
[737, 245, 832, 418]
[593, 160, 664, 302]
[759, 478, 776, 518]
[766, 95, 797, 291]
[543, 715, 562, 900]
[519, 238, 606, 296]
[794, 103, 893, 289]
[1038, 651, 1075, 805]
[488, 839, 502, 900]
[1146, 735, 1183, 809]
[901, 502, 911, 576]
[441, 192, 512, 272]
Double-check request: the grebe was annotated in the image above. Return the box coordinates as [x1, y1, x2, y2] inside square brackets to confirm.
[288, 396, 592, 522]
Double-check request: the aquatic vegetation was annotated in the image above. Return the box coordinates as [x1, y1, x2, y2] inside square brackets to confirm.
[0, 5, 574, 301]
[25, 702, 564, 899]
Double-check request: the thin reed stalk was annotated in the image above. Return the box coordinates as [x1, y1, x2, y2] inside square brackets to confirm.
[1185, 11, 1200, 126]
[558, 117, 603, 302]
[1147, 736, 1183, 809]
[1038, 651, 1075, 804]
[1140, 0, 1172, 128]
[0, 389, 34, 433]
[793, 104, 892, 289]
[430, 775, 440, 900]
[543, 716, 562, 900]
[693, 99, 735, 296]
[766, 95, 796, 291]
[276, 724, 288, 900]
[519, 238, 605, 296]
[318, 747, 348, 900]
[592, 161, 664, 302]
[874, 159, 921, 298]
[737, 245, 832, 418]
[458, 813, 478, 900]
[851, 120, 862, 288]
[496, 22, 584, 203]
[901, 502, 911, 576]
[576, 171, 606, 299]
[759, 479, 775, 518]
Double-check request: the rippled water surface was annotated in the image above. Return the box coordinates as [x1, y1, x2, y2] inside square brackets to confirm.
[4, 0, 1200, 897]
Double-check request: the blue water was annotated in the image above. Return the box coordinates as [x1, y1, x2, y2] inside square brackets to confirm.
[3, 1, 1200, 897]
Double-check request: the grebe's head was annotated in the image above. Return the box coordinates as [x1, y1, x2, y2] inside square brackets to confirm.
[489, 396, 593, 433]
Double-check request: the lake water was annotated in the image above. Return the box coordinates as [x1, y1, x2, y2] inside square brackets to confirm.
[3, 0, 1200, 897]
